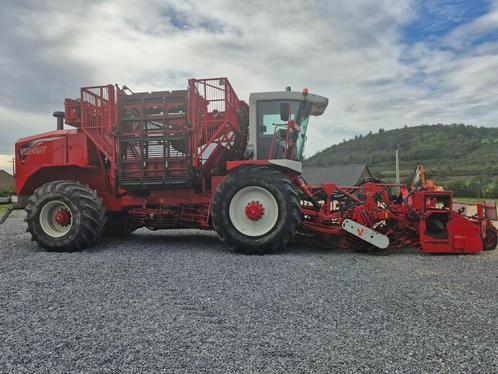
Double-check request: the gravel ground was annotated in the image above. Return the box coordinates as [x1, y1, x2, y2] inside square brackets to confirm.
[1, 214, 498, 373]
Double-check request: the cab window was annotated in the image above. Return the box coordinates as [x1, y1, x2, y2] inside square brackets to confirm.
[256, 100, 300, 159]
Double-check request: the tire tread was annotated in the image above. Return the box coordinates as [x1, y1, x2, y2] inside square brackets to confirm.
[212, 166, 300, 255]
[25, 180, 106, 251]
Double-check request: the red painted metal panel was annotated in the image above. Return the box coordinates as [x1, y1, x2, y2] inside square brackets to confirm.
[67, 133, 88, 164]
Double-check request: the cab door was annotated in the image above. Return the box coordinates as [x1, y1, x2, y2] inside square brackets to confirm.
[256, 100, 298, 160]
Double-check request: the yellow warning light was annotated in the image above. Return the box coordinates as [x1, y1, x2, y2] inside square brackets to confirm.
[303, 88, 309, 96]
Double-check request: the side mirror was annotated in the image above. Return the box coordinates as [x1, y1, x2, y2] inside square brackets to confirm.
[280, 103, 290, 122]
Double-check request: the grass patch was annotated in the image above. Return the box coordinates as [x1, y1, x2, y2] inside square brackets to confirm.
[454, 197, 498, 204]
[0, 204, 12, 214]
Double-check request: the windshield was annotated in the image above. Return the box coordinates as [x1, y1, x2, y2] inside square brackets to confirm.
[257, 100, 301, 135]
[256, 100, 309, 161]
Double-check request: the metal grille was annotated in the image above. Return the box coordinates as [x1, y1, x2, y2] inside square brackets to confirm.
[116, 78, 247, 189]
[117, 89, 192, 188]
[80, 85, 116, 161]
[188, 78, 247, 167]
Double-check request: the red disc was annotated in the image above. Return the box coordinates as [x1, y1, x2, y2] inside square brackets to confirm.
[245, 201, 265, 221]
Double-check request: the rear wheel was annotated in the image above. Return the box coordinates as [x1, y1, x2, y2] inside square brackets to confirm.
[212, 166, 301, 254]
[25, 181, 106, 251]
[482, 224, 497, 251]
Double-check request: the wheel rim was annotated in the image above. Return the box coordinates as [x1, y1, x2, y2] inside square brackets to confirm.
[39, 200, 73, 238]
[229, 186, 279, 237]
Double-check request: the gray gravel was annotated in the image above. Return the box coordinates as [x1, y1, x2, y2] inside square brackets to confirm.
[1, 215, 498, 373]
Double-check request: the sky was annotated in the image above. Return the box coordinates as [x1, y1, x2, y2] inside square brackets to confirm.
[1, 0, 498, 172]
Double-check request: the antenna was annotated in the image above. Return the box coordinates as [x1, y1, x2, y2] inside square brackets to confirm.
[395, 150, 400, 185]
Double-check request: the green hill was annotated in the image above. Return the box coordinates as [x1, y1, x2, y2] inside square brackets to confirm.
[305, 124, 498, 198]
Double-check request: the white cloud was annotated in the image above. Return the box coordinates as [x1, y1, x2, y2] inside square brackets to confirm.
[0, 105, 53, 154]
[443, 8, 498, 49]
[0, 154, 14, 174]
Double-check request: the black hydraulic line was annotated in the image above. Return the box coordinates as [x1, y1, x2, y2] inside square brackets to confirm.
[0, 207, 13, 225]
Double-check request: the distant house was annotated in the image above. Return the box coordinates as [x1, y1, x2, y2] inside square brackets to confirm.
[303, 164, 373, 186]
[0, 170, 15, 191]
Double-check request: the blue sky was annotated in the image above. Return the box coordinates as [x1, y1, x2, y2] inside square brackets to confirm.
[1, 0, 498, 171]
[404, 0, 491, 42]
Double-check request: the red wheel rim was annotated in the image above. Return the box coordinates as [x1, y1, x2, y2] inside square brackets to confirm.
[245, 201, 265, 221]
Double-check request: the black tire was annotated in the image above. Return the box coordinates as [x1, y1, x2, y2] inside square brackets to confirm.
[25, 181, 106, 251]
[104, 213, 140, 236]
[211, 166, 301, 255]
[482, 224, 497, 251]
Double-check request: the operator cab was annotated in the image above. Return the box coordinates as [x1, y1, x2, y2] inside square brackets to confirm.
[248, 89, 328, 165]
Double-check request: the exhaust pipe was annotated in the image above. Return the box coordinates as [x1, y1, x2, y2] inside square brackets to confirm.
[53, 111, 64, 130]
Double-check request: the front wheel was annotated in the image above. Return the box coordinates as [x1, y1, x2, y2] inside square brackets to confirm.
[25, 181, 106, 251]
[211, 166, 301, 255]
